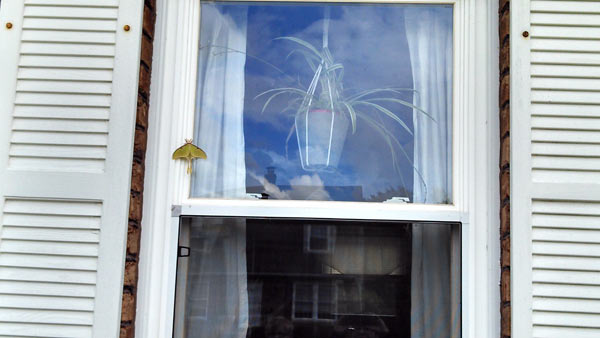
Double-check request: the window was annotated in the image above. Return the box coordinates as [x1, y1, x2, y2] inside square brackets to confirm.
[137, 0, 499, 336]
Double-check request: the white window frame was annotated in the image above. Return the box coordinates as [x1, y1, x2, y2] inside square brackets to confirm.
[136, 0, 500, 337]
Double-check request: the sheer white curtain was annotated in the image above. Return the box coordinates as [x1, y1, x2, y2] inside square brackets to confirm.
[186, 5, 249, 338]
[405, 7, 460, 338]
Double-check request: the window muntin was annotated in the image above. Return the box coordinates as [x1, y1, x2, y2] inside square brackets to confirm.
[174, 217, 461, 338]
[190, 2, 453, 204]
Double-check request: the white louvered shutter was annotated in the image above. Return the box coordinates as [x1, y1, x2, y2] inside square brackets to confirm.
[0, 0, 143, 337]
[512, 1, 600, 337]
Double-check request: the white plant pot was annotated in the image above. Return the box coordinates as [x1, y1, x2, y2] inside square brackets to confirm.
[295, 109, 350, 171]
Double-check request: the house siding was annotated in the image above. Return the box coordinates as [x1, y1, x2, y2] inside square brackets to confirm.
[120, 0, 157, 336]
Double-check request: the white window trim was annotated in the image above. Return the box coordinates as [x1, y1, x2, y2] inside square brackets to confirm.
[136, 0, 500, 337]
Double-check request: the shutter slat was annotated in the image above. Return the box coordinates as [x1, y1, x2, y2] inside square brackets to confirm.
[0, 280, 95, 298]
[12, 118, 108, 132]
[0, 240, 98, 257]
[22, 30, 116, 44]
[532, 78, 600, 91]
[23, 17, 117, 31]
[531, 38, 600, 53]
[11, 131, 108, 146]
[531, 12, 600, 27]
[1, 226, 100, 243]
[0, 253, 97, 270]
[533, 311, 600, 329]
[533, 269, 600, 285]
[531, 25, 600, 40]
[17, 68, 112, 82]
[21, 42, 115, 56]
[531, 129, 600, 144]
[534, 297, 600, 314]
[19, 55, 114, 70]
[531, 65, 600, 79]
[533, 214, 600, 230]
[531, 1, 600, 14]
[533, 325, 600, 338]
[0, 267, 96, 284]
[17, 79, 113, 94]
[0, 308, 92, 325]
[532, 156, 600, 171]
[532, 142, 600, 157]
[23, 6, 118, 19]
[534, 283, 600, 299]
[533, 241, 600, 257]
[533, 255, 600, 271]
[532, 116, 600, 130]
[0, 294, 94, 311]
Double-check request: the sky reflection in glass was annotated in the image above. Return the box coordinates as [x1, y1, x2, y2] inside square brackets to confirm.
[192, 2, 453, 203]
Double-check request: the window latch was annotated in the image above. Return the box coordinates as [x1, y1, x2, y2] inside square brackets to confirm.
[178, 246, 191, 257]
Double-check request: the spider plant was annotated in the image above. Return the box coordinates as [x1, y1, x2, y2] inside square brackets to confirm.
[255, 17, 434, 195]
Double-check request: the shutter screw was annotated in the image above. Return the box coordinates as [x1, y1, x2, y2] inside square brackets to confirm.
[123, 25, 131, 32]
[5, 22, 12, 29]
[522, 31, 529, 38]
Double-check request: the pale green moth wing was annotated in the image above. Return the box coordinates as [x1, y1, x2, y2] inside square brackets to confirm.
[189, 145, 207, 160]
[172, 139, 207, 174]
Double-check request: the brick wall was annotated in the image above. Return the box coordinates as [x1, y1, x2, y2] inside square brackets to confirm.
[120, 0, 156, 337]
[499, 0, 510, 337]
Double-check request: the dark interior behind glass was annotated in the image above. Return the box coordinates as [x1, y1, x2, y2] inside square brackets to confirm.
[174, 217, 460, 338]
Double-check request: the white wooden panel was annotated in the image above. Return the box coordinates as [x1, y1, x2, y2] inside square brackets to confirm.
[1, 239, 99, 256]
[22, 30, 116, 44]
[531, 90, 600, 104]
[13, 105, 110, 120]
[532, 78, 600, 91]
[23, 6, 118, 19]
[0, 252, 97, 270]
[531, 12, 600, 27]
[19, 55, 115, 70]
[534, 297, 600, 314]
[533, 255, 600, 271]
[1, 226, 100, 243]
[531, 103, 600, 117]
[0, 266, 97, 284]
[12, 117, 108, 132]
[0, 294, 94, 311]
[531, 25, 600, 40]
[23, 17, 118, 31]
[533, 326, 600, 338]
[514, 0, 600, 336]
[20, 42, 116, 56]
[0, 323, 92, 338]
[25, 0, 119, 5]
[533, 269, 600, 285]
[533, 283, 600, 299]
[17, 68, 113, 82]
[531, 116, 600, 130]
[12, 130, 109, 146]
[0, 280, 95, 297]
[533, 227, 600, 244]
[0, 308, 93, 325]
[531, 38, 600, 53]
[532, 169, 600, 183]
[0, 5, 142, 338]
[533, 311, 600, 329]
[531, 1, 600, 13]
[533, 214, 600, 230]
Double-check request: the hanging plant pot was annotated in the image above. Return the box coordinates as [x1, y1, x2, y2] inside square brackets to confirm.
[295, 108, 349, 171]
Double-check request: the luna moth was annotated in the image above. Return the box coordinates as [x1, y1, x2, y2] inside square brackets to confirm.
[172, 139, 207, 174]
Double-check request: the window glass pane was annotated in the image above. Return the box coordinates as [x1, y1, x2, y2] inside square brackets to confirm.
[191, 2, 453, 204]
[174, 217, 461, 338]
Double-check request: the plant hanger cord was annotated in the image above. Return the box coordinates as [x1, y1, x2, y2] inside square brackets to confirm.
[323, 7, 335, 167]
